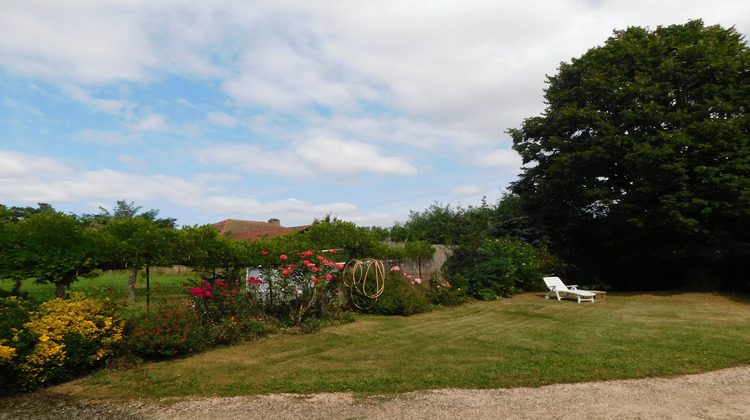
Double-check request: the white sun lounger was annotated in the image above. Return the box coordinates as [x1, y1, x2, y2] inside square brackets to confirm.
[543, 277, 596, 303]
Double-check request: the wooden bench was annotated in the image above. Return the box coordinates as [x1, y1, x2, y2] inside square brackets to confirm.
[588, 290, 607, 301]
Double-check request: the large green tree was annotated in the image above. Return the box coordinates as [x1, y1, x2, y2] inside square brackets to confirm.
[509, 20, 750, 289]
[84, 200, 177, 301]
[5, 210, 102, 298]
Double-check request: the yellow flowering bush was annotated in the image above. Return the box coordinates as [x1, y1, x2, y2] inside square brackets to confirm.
[1, 293, 124, 391]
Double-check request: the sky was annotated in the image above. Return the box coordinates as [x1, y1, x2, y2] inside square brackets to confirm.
[2, 1, 749, 228]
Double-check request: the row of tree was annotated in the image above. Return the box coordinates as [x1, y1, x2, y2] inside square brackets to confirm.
[0, 202, 435, 300]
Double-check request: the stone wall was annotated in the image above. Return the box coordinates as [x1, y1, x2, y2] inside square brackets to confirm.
[384, 243, 454, 287]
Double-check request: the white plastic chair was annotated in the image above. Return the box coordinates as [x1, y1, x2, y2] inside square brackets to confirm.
[543, 277, 596, 303]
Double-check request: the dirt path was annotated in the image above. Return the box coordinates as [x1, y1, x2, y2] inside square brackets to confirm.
[2, 365, 748, 419]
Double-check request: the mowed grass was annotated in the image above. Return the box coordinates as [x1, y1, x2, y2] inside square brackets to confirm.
[1, 268, 195, 304]
[55, 291, 750, 399]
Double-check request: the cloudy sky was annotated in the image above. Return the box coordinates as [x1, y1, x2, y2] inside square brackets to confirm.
[2, 1, 749, 227]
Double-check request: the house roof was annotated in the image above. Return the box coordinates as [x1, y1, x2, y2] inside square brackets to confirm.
[212, 219, 310, 241]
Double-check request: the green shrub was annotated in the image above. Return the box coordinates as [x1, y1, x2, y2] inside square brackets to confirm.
[125, 300, 207, 359]
[373, 267, 430, 316]
[187, 277, 251, 323]
[427, 277, 466, 306]
[1, 293, 123, 392]
[444, 237, 562, 299]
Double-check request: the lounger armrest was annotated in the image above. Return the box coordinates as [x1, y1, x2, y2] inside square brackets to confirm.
[567, 285, 579, 290]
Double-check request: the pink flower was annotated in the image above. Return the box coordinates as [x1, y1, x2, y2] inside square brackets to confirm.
[282, 269, 290, 275]
[390, 266, 400, 271]
[280, 254, 288, 260]
[312, 267, 319, 272]
[221, 291, 228, 295]
[311, 277, 318, 283]
[232, 290, 238, 294]
[330, 250, 337, 254]
[336, 263, 345, 269]
[205, 291, 212, 297]
[326, 274, 333, 280]
[415, 278, 422, 284]
[261, 250, 269, 254]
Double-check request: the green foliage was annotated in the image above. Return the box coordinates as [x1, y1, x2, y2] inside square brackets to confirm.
[188, 277, 259, 324]
[82, 200, 176, 230]
[251, 248, 344, 325]
[391, 201, 494, 246]
[426, 277, 466, 306]
[125, 300, 207, 359]
[2, 210, 103, 298]
[380, 240, 436, 264]
[0, 294, 123, 392]
[372, 267, 430, 316]
[510, 20, 750, 290]
[178, 224, 253, 283]
[444, 238, 560, 299]
[294, 217, 388, 260]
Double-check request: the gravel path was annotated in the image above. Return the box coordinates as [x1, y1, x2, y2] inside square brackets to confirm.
[2, 365, 748, 419]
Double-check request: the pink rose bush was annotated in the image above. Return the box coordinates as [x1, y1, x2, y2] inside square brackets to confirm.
[251, 249, 344, 326]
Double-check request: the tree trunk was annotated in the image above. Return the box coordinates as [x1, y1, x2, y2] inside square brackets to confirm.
[127, 267, 138, 302]
[55, 284, 66, 299]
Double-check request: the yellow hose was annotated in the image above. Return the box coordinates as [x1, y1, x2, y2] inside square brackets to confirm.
[343, 258, 386, 309]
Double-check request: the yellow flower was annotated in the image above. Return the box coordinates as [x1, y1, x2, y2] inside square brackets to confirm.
[0, 343, 16, 363]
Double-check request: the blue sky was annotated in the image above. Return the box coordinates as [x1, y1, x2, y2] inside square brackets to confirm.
[2, 1, 749, 228]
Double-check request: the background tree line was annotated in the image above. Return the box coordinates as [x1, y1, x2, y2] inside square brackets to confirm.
[0, 202, 435, 301]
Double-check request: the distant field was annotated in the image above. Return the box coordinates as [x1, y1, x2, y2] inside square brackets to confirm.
[0, 267, 198, 303]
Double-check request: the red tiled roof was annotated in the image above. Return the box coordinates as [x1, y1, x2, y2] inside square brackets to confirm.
[212, 219, 309, 241]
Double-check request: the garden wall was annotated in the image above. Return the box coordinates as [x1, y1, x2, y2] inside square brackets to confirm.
[385, 242, 453, 287]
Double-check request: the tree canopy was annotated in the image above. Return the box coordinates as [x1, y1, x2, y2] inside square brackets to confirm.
[509, 20, 750, 290]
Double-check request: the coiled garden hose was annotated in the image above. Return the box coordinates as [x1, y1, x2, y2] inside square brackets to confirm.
[343, 258, 386, 309]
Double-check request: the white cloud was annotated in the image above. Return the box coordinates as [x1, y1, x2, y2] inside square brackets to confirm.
[0, 150, 73, 181]
[2, 98, 44, 117]
[0, 1, 160, 84]
[0, 150, 358, 226]
[130, 114, 170, 132]
[207, 111, 237, 127]
[297, 137, 418, 177]
[193, 144, 308, 178]
[472, 149, 523, 173]
[194, 138, 418, 179]
[76, 129, 141, 145]
[452, 184, 483, 197]
[63, 86, 130, 114]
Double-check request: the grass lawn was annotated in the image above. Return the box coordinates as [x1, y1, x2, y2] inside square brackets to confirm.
[55, 291, 750, 399]
[0, 268, 196, 304]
